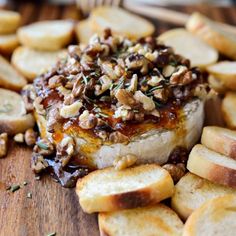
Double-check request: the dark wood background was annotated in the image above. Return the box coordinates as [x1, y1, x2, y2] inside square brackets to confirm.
[0, 3, 235, 236]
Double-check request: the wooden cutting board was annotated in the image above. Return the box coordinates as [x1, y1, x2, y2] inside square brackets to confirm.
[0, 3, 235, 236]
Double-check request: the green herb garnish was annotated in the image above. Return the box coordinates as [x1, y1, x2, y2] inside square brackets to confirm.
[37, 141, 48, 150]
[46, 232, 56, 236]
[9, 185, 20, 193]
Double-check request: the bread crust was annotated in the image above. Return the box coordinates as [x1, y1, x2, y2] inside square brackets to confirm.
[0, 34, 19, 54]
[0, 10, 21, 34]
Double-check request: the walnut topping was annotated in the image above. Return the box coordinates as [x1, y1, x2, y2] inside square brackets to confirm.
[115, 89, 137, 107]
[21, 84, 36, 112]
[153, 88, 169, 103]
[113, 154, 137, 170]
[0, 133, 8, 158]
[60, 100, 82, 118]
[169, 66, 193, 85]
[48, 75, 63, 89]
[147, 75, 164, 86]
[162, 65, 175, 77]
[56, 136, 75, 167]
[134, 91, 155, 111]
[34, 138, 54, 156]
[33, 97, 45, 115]
[162, 163, 186, 182]
[109, 131, 129, 144]
[79, 110, 97, 129]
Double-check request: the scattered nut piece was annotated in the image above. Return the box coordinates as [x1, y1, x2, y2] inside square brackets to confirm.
[134, 90, 155, 111]
[79, 110, 97, 129]
[162, 65, 175, 77]
[162, 163, 186, 182]
[31, 153, 48, 173]
[109, 131, 129, 144]
[0, 133, 8, 158]
[34, 138, 54, 156]
[113, 154, 138, 170]
[25, 128, 37, 146]
[115, 89, 137, 107]
[14, 133, 24, 143]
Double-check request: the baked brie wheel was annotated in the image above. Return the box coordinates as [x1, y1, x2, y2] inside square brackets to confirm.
[30, 29, 206, 186]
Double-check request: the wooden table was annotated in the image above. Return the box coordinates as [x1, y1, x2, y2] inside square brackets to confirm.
[0, 3, 235, 236]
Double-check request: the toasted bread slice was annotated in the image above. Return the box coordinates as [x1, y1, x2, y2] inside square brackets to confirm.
[208, 75, 227, 94]
[187, 144, 236, 188]
[12, 46, 66, 81]
[201, 126, 236, 159]
[171, 173, 236, 220]
[75, 19, 95, 44]
[222, 92, 236, 129]
[90, 6, 155, 39]
[99, 204, 183, 236]
[17, 20, 74, 51]
[183, 195, 236, 236]
[186, 12, 236, 60]
[76, 164, 174, 213]
[207, 61, 236, 90]
[0, 88, 35, 135]
[0, 55, 27, 91]
[0, 10, 21, 34]
[158, 28, 218, 68]
[0, 34, 19, 55]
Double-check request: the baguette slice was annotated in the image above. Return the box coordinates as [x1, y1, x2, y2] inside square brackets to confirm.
[0, 34, 19, 54]
[12, 46, 66, 81]
[183, 195, 236, 236]
[75, 19, 95, 44]
[76, 164, 174, 213]
[201, 126, 236, 159]
[171, 173, 236, 220]
[186, 12, 236, 60]
[208, 75, 227, 94]
[187, 144, 236, 188]
[0, 88, 35, 135]
[99, 204, 183, 236]
[17, 20, 74, 51]
[0, 55, 27, 91]
[222, 92, 236, 129]
[90, 6, 155, 39]
[0, 10, 21, 34]
[207, 61, 236, 90]
[158, 28, 218, 68]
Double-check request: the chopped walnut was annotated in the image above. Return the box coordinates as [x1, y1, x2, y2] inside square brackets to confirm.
[109, 131, 129, 144]
[0, 133, 8, 158]
[21, 84, 36, 112]
[79, 110, 97, 130]
[33, 96, 45, 115]
[162, 163, 186, 182]
[134, 91, 155, 111]
[128, 74, 138, 92]
[147, 75, 164, 86]
[60, 100, 82, 118]
[72, 79, 85, 98]
[170, 66, 193, 86]
[25, 128, 37, 146]
[56, 136, 75, 167]
[115, 89, 137, 107]
[113, 154, 138, 170]
[48, 75, 63, 89]
[153, 88, 169, 103]
[162, 65, 175, 77]
[31, 153, 48, 174]
[14, 133, 24, 143]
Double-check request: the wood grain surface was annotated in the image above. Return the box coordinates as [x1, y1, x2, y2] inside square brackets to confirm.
[0, 3, 235, 236]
